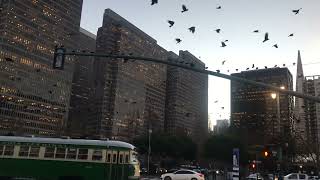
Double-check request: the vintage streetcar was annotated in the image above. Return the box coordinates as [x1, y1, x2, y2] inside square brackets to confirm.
[0, 136, 140, 180]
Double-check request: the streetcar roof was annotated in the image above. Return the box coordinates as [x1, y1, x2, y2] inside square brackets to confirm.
[0, 136, 135, 149]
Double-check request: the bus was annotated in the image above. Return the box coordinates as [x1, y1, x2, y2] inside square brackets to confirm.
[0, 136, 140, 180]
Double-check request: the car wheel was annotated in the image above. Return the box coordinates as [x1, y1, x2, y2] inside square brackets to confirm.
[164, 176, 172, 180]
[191, 178, 197, 180]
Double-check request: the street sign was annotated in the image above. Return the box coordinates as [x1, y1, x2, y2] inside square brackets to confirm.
[53, 46, 66, 70]
[233, 148, 240, 180]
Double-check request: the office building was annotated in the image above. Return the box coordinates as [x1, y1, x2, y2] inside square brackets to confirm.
[66, 28, 96, 138]
[92, 9, 168, 141]
[0, 0, 83, 136]
[303, 75, 320, 145]
[294, 50, 306, 139]
[165, 51, 208, 140]
[231, 68, 294, 146]
[213, 119, 229, 135]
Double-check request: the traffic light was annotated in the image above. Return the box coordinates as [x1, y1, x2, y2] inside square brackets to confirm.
[53, 46, 66, 70]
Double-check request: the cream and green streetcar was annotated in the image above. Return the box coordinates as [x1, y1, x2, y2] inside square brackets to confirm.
[0, 136, 140, 180]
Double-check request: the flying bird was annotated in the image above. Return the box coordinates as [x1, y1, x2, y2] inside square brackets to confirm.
[292, 8, 302, 15]
[181, 5, 188, 13]
[215, 29, 221, 33]
[227, 70, 230, 72]
[221, 107, 225, 109]
[167, 20, 175, 27]
[252, 64, 255, 68]
[151, 0, 158, 5]
[214, 100, 218, 103]
[216, 70, 220, 73]
[293, 62, 296, 66]
[274, 65, 278, 68]
[205, 67, 208, 69]
[283, 64, 286, 67]
[264, 66, 268, 69]
[175, 38, 182, 43]
[221, 41, 227, 47]
[246, 68, 250, 70]
[263, 33, 269, 43]
[256, 67, 259, 70]
[189, 26, 196, 33]
[253, 30, 259, 33]
[273, 44, 278, 48]
[235, 69, 239, 71]
[222, 60, 226, 65]
[288, 33, 294, 37]
[216, 6, 222, 9]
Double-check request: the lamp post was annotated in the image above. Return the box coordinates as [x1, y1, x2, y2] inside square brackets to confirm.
[148, 128, 152, 175]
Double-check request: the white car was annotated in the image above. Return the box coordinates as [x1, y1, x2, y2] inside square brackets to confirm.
[160, 169, 205, 180]
[284, 173, 308, 180]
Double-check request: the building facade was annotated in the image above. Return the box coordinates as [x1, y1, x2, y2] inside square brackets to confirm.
[165, 51, 208, 140]
[91, 9, 168, 141]
[231, 68, 294, 146]
[66, 28, 96, 138]
[0, 0, 83, 136]
[213, 119, 229, 135]
[303, 75, 320, 145]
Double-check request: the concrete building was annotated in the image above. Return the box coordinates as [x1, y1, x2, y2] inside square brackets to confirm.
[231, 68, 294, 146]
[165, 51, 208, 140]
[213, 119, 229, 135]
[0, 0, 83, 136]
[303, 75, 320, 145]
[91, 9, 168, 141]
[66, 28, 96, 138]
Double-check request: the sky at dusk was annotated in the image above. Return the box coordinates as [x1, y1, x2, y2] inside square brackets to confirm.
[80, 0, 320, 127]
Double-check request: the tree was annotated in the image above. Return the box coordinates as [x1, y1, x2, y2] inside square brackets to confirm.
[204, 134, 247, 164]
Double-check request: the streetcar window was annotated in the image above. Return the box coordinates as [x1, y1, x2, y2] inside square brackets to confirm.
[112, 153, 117, 163]
[4, 145, 14, 156]
[0, 145, 4, 156]
[66, 148, 77, 159]
[125, 154, 129, 163]
[19, 145, 30, 157]
[107, 153, 112, 163]
[29, 146, 40, 158]
[92, 150, 102, 161]
[77, 149, 88, 160]
[119, 154, 123, 164]
[55, 148, 66, 159]
[44, 147, 55, 158]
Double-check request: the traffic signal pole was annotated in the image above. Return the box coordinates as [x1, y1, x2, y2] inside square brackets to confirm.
[53, 49, 320, 103]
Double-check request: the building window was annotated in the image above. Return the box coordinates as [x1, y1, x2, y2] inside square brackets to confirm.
[66, 148, 77, 159]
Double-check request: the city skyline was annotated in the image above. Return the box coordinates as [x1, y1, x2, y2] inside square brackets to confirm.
[80, 0, 320, 125]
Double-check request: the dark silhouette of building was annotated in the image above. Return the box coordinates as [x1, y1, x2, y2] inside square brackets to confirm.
[0, 0, 83, 136]
[66, 28, 96, 138]
[303, 75, 320, 145]
[165, 51, 208, 140]
[91, 9, 168, 141]
[231, 68, 294, 146]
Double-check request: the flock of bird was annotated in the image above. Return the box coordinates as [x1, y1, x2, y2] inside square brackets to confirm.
[150, 0, 303, 73]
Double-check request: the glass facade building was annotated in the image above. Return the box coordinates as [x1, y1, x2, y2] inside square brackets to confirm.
[165, 51, 208, 141]
[92, 9, 168, 141]
[0, 0, 83, 136]
[231, 68, 294, 146]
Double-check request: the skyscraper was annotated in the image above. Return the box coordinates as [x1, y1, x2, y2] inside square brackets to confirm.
[165, 51, 208, 140]
[303, 75, 320, 145]
[66, 28, 96, 138]
[294, 50, 307, 139]
[0, 0, 83, 136]
[92, 9, 168, 141]
[231, 68, 294, 146]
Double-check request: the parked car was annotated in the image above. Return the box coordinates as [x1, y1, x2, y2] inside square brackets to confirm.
[246, 173, 264, 180]
[284, 173, 308, 180]
[160, 169, 205, 180]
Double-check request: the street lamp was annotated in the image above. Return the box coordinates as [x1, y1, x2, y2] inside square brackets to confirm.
[271, 93, 277, 99]
[147, 128, 152, 175]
